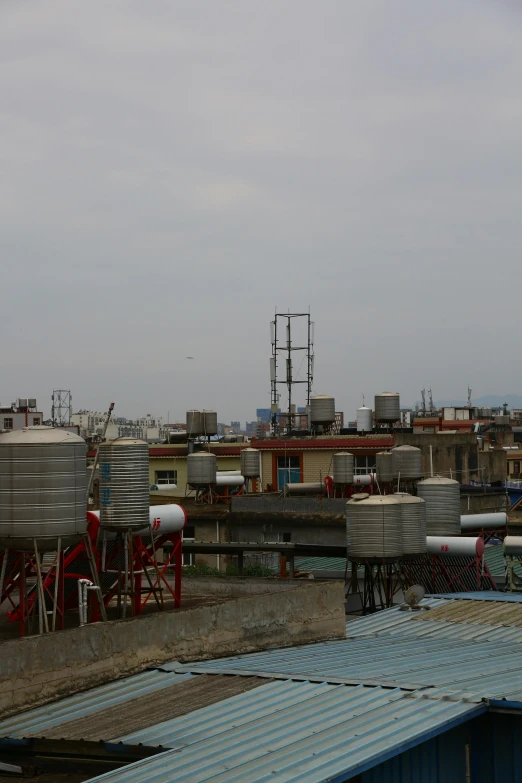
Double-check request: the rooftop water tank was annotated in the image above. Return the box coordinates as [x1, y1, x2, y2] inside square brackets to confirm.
[356, 407, 373, 433]
[346, 495, 402, 561]
[374, 393, 400, 423]
[310, 395, 335, 425]
[99, 438, 149, 532]
[392, 445, 422, 479]
[202, 410, 218, 436]
[394, 493, 427, 556]
[0, 426, 87, 551]
[333, 452, 354, 484]
[376, 452, 394, 483]
[186, 410, 203, 437]
[240, 448, 261, 477]
[187, 452, 217, 486]
[417, 477, 460, 536]
[495, 415, 510, 427]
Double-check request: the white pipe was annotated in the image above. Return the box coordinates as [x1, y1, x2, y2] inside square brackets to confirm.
[78, 579, 92, 626]
[460, 512, 508, 530]
[427, 536, 484, 557]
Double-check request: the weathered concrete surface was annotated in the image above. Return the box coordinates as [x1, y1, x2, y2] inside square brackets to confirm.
[0, 581, 344, 718]
[182, 576, 305, 597]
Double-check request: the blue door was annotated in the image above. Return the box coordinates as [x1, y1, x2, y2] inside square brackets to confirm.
[277, 456, 301, 490]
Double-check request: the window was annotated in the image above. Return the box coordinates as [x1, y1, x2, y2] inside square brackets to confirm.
[32, 418, 40, 426]
[354, 456, 377, 475]
[3, 418, 13, 430]
[276, 456, 301, 489]
[155, 470, 177, 485]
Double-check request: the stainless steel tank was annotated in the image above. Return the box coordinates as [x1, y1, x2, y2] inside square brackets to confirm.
[0, 426, 87, 551]
[332, 452, 354, 484]
[376, 452, 394, 483]
[374, 393, 400, 422]
[356, 407, 373, 433]
[346, 495, 402, 561]
[310, 395, 336, 425]
[240, 448, 261, 477]
[187, 452, 217, 486]
[98, 438, 149, 531]
[394, 493, 427, 556]
[186, 410, 202, 437]
[202, 410, 218, 436]
[417, 477, 460, 536]
[392, 445, 422, 479]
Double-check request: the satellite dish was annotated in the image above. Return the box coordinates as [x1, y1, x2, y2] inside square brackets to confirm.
[399, 584, 430, 612]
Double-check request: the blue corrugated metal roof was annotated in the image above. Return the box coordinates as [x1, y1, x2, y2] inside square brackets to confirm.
[85, 681, 482, 783]
[0, 670, 193, 738]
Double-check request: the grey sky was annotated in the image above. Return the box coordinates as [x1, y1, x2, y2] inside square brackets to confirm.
[2, 0, 521, 423]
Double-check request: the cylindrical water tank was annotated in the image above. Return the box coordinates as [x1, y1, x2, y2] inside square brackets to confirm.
[310, 395, 335, 425]
[99, 438, 149, 531]
[374, 393, 400, 423]
[187, 452, 217, 486]
[504, 536, 522, 555]
[495, 415, 510, 427]
[0, 426, 87, 551]
[353, 474, 373, 487]
[417, 477, 460, 536]
[90, 504, 186, 537]
[333, 452, 354, 484]
[186, 410, 202, 437]
[240, 448, 261, 477]
[216, 475, 245, 487]
[392, 445, 422, 479]
[202, 410, 218, 436]
[427, 536, 484, 557]
[346, 495, 402, 561]
[460, 512, 508, 530]
[376, 452, 394, 483]
[394, 493, 427, 555]
[356, 407, 373, 433]
[285, 482, 326, 495]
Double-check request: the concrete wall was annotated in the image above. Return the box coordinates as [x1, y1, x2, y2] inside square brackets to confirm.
[394, 433, 486, 484]
[0, 581, 345, 719]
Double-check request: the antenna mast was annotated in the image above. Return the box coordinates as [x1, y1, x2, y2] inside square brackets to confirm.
[270, 310, 314, 435]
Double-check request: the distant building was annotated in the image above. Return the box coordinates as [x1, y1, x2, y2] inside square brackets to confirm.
[0, 398, 43, 432]
[71, 410, 166, 443]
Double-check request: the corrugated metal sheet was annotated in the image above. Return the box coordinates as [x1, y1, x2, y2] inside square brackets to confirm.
[85, 680, 481, 783]
[171, 613, 522, 699]
[29, 675, 267, 742]
[0, 670, 193, 739]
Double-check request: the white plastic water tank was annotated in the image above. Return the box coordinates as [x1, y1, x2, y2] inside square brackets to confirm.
[356, 407, 373, 433]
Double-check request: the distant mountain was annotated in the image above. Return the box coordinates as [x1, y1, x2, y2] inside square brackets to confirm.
[410, 395, 522, 410]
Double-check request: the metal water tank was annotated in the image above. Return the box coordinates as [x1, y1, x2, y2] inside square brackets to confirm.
[333, 452, 354, 484]
[187, 452, 217, 486]
[495, 415, 510, 427]
[202, 410, 218, 436]
[346, 495, 402, 561]
[394, 493, 427, 556]
[392, 445, 422, 479]
[0, 426, 87, 551]
[186, 410, 203, 437]
[417, 477, 460, 536]
[99, 438, 149, 531]
[310, 395, 335, 425]
[240, 448, 261, 477]
[356, 407, 373, 433]
[376, 452, 394, 483]
[374, 393, 400, 423]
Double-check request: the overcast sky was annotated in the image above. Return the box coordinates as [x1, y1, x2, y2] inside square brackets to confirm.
[2, 1, 521, 424]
